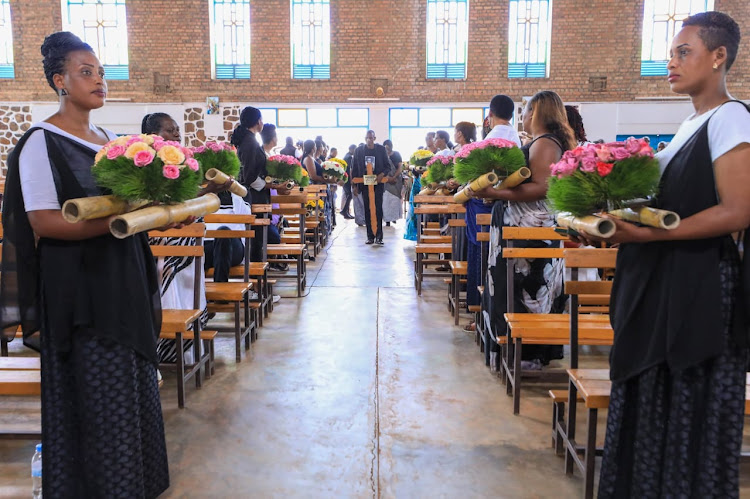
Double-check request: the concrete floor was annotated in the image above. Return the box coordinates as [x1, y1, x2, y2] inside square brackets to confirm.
[3, 216, 750, 498]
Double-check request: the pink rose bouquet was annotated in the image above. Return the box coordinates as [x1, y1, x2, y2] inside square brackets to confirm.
[547, 137, 661, 216]
[452, 138, 527, 184]
[190, 141, 240, 179]
[93, 134, 201, 203]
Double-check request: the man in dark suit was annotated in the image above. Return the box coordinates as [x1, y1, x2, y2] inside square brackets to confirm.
[352, 130, 392, 245]
[279, 136, 297, 157]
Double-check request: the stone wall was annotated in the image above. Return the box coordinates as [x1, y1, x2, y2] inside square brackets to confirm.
[0, 105, 32, 175]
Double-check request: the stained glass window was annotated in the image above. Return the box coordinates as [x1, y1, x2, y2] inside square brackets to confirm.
[508, 0, 551, 78]
[291, 0, 330, 79]
[0, 0, 13, 78]
[61, 0, 129, 80]
[426, 0, 468, 79]
[641, 0, 714, 76]
[209, 0, 251, 79]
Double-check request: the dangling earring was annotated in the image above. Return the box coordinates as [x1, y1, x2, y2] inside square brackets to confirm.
[60, 88, 68, 96]
[713, 63, 718, 70]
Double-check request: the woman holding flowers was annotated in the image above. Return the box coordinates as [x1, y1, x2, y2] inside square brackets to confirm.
[141, 112, 209, 363]
[474, 91, 574, 370]
[0, 32, 168, 496]
[577, 13, 750, 497]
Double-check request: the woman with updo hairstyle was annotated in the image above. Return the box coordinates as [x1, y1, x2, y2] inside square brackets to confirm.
[589, 12, 750, 497]
[231, 106, 269, 262]
[0, 32, 169, 496]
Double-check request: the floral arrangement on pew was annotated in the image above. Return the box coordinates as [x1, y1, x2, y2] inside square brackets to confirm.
[452, 138, 528, 204]
[421, 154, 455, 196]
[547, 137, 679, 238]
[62, 134, 219, 239]
[190, 141, 246, 197]
[305, 198, 325, 216]
[265, 154, 310, 189]
[322, 158, 349, 183]
[409, 149, 434, 175]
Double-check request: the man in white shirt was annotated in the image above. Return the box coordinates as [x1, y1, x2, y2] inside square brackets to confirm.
[484, 94, 522, 147]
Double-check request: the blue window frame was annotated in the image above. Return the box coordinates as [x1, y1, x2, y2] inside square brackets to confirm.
[61, 0, 129, 80]
[389, 107, 485, 154]
[209, 0, 251, 79]
[426, 0, 468, 79]
[261, 108, 369, 152]
[508, 0, 552, 78]
[0, 0, 13, 78]
[291, 0, 330, 79]
[641, 0, 714, 77]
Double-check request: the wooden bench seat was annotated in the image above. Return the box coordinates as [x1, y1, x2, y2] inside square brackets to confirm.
[507, 321, 613, 345]
[0, 370, 41, 396]
[447, 261, 469, 324]
[420, 235, 453, 244]
[159, 329, 218, 341]
[0, 357, 41, 370]
[414, 243, 452, 254]
[266, 244, 306, 296]
[504, 313, 610, 323]
[161, 309, 202, 334]
[205, 282, 252, 302]
[560, 369, 612, 499]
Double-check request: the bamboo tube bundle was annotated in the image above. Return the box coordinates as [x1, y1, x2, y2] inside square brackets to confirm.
[109, 194, 221, 239]
[556, 213, 617, 239]
[609, 206, 680, 230]
[453, 172, 498, 204]
[495, 167, 531, 190]
[62, 196, 149, 223]
[205, 168, 248, 197]
[419, 183, 438, 196]
[264, 176, 297, 191]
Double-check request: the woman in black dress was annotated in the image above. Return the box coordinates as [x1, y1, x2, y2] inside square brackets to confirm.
[474, 91, 574, 370]
[574, 12, 750, 497]
[231, 106, 269, 263]
[0, 32, 168, 497]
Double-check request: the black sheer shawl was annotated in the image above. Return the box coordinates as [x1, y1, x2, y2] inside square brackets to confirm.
[609, 101, 750, 381]
[0, 128, 162, 363]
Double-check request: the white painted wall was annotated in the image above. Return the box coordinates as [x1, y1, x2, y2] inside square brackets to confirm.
[23, 98, 746, 146]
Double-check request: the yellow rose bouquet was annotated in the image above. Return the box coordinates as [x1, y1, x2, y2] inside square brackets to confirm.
[64, 134, 219, 238]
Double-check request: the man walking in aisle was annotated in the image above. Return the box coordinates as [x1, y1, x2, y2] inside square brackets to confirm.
[352, 131, 392, 245]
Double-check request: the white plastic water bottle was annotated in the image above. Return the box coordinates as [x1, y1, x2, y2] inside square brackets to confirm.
[31, 443, 42, 498]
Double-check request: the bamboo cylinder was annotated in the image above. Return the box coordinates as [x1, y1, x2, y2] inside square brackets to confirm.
[453, 172, 499, 204]
[496, 167, 531, 190]
[62, 195, 149, 223]
[556, 213, 617, 238]
[205, 168, 248, 197]
[109, 194, 221, 239]
[609, 207, 680, 230]
[264, 176, 296, 191]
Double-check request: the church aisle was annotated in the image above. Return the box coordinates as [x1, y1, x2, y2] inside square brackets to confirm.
[3, 217, 750, 497]
[159, 217, 581, 497]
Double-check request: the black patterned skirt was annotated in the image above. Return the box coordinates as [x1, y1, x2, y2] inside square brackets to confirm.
[598, 254, 747, 498]
[41, 330, 169, 498]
